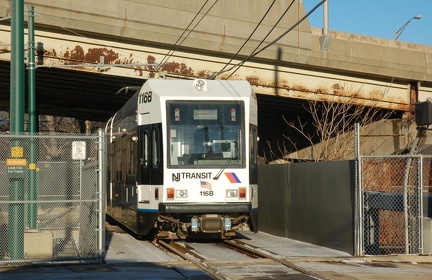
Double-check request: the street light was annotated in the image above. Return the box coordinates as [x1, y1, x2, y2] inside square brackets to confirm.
[394, 15, 421, 40]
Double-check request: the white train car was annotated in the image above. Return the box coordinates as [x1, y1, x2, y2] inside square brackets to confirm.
[105, 79, 258, 239]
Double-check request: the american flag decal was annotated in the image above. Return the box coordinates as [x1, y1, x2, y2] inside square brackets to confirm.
[224, 172, 241, 183]
[200, 181, 212, 190]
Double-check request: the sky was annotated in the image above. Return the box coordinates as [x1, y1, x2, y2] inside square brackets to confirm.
[303, 0, 432, 46]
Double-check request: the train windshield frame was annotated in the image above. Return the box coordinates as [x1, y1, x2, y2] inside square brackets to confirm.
[167, 100, 245, 168]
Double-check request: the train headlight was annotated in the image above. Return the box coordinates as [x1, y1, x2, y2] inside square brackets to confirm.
[176, 189, 188, 198]
[226, 189, 238, 198]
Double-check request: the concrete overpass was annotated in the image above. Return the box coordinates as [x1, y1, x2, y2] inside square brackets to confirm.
[0, 0, 431, 154]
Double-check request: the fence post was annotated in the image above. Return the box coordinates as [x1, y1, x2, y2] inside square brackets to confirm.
[402, 127, 426, 253]
[97, 129, 106, 263]
[354, 123, 363, 255]
[419, 155, 424, 254]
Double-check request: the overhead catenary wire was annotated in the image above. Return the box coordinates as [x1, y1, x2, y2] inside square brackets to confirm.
[210, 0, 277, 79]
[225, 0, 296, 80]
[35, 3, 218, 75]
[22, 1, 226, 79]
[154, 0, 219, 73]
[209, 0, 327, 79]
[36, 2, 217, 73]
[22, 0, 325, 81]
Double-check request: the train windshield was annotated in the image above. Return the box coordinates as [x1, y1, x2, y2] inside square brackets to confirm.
[167, 101, 244, 167]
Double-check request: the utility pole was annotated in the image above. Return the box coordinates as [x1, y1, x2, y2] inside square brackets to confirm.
[9, 0, 25, 259]
[28, 5, 38, 230]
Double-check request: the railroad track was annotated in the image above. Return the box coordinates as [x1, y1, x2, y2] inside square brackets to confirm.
[156, 238, 329, 280]
[157, 239, 226, 280]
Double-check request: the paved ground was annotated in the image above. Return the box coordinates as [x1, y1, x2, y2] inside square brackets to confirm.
[240, 231, 432, 280]
[0, 226, 431, 279]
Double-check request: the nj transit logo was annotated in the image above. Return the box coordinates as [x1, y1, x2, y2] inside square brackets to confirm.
[224, 172, 241, 183]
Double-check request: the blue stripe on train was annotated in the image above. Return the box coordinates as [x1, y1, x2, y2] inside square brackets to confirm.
[137, 208, 158, 213]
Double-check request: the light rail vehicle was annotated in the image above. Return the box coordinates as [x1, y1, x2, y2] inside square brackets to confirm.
[105, 79, 258, 239]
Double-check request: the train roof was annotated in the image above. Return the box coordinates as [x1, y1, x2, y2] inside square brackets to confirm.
[108, 79, 254, 126]
[141, 79, 253, 99]
[108, 88, 140, 126]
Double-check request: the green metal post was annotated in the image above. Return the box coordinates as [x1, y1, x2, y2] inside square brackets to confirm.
[27, 5, 38, 230]
[9, 0, 25, 259]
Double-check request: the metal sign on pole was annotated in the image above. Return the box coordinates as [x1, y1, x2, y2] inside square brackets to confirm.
[72, 141, 87, 160]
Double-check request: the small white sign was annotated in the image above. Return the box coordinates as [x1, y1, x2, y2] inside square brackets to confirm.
[72, 141, 86, 160]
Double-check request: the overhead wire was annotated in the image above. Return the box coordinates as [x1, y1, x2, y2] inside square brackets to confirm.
[31, 0, 325, 81]
[209, 0, 327, 79]
[154, 0, 219, 73]
[37, 13, 88, 39]
[209, 0, 277, 79]
[35, 1, 219, 76]
[225, 0, 296, 80]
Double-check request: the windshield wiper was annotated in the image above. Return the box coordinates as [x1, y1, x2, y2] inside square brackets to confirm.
[213, 141, 237, 180]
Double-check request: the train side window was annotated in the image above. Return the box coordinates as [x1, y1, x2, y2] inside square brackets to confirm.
[141, 130, 149, 167]
[250, 125, 257, 165]
[152, 128, 159, 167]
[115, 146, 122, 181]
[128, 139, 133, 174]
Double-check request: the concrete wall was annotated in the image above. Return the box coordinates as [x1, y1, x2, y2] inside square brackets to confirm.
[0, 0, 431, 84]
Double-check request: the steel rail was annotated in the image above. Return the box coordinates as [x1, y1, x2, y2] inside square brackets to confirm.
[157, 239, 227, 280]
[223, 240, 330, 280]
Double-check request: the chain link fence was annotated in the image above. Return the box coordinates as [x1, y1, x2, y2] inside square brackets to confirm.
[0, 130, 105, 266]
[357, 124, 432, 256]
[359, 155, 429, 255]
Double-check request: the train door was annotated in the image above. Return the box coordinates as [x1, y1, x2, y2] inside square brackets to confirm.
[150, 124, 163, 185]
[139, 126, 151, 193]
[113, 139, 123, 217]
[138, 123, 163, 204]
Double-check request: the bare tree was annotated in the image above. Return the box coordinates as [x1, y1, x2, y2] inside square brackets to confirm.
[0, 111, 9, 132]
[39, 115, 82, 133]
[267, 90, 412, 162]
